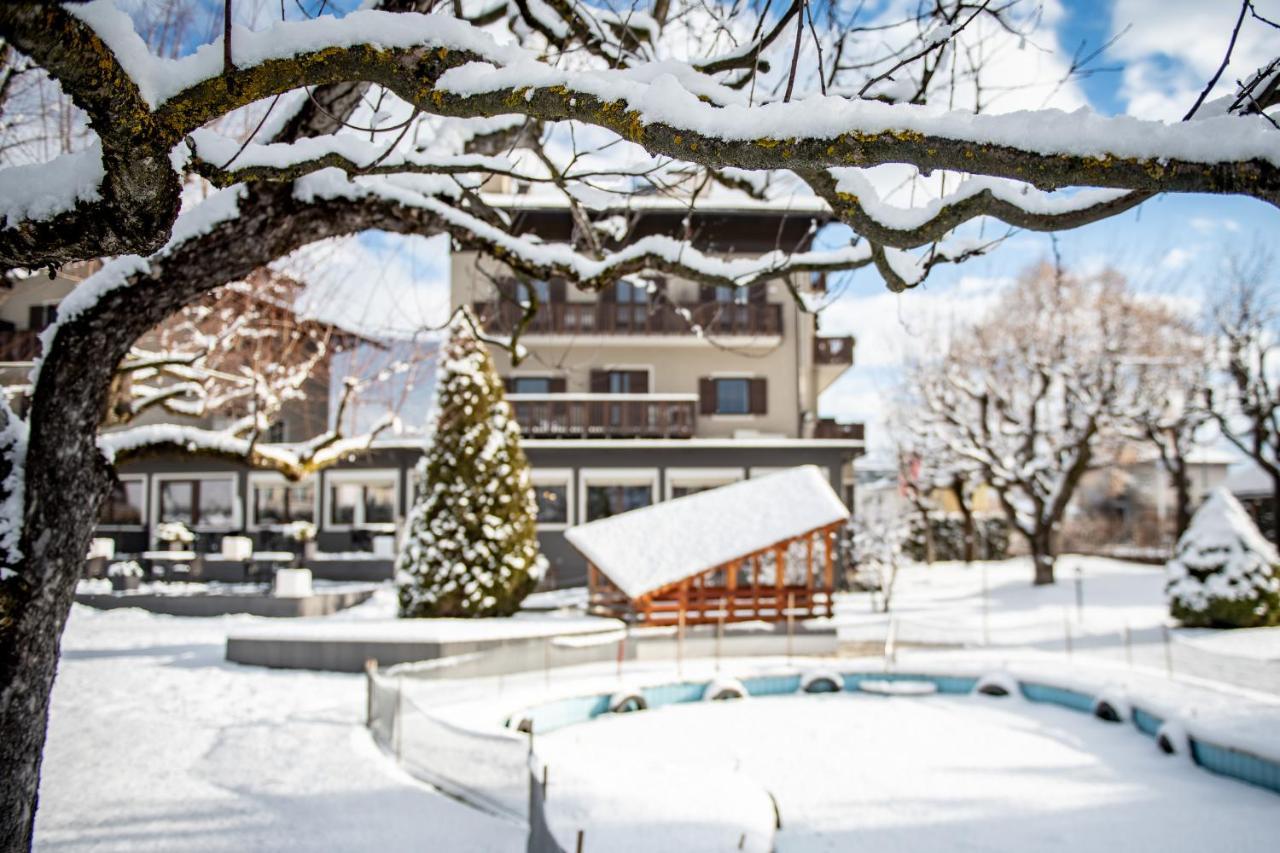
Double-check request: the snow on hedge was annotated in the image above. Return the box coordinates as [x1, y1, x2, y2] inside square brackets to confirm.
[1166, 488, 1280, 629]
[565, 465, 847, 599]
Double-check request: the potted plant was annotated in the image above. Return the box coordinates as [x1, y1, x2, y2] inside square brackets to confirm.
[107, 560, 144, 592]
[283, 520, 318, 563]
[156, 521, 195, 551]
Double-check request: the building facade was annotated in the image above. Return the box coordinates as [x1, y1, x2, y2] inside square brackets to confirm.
[8, 202, 864, 589]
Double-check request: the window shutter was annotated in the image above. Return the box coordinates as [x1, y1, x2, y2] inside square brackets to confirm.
[749, 378, 768, 414]
[748, 283, 767, 303]
[698, 284, 716, 303]
[699, 378, 716, 415]
[549, 377, 567, 393]
[589, 370, 609, 393]
[549, 278, 566, 303]
[630, 371, 649, 394]
[502, 377, 515, 393]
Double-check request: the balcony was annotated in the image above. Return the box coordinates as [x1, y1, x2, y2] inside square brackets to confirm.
[0, 330, 42, 363]
[507, 393, 697, 439]
[474, 301, 783, 337]
[814, 335, 854, 366]
[814, 419, 865, 441]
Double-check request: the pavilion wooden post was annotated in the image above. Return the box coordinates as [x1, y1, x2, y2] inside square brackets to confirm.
[805, 534, 815, 615]
[752, 556, 761, 619]
[774, 545, 785, 620]
[823, 527, 836, 617]
[677, 580, 688, 678]
[587, 561, 598, 610]
[727, 559, 739, 623]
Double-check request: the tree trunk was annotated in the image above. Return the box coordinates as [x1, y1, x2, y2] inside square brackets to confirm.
[1171, 456, 1192, 541]
[1029, 526, 1056, 586]
[1272, 475, 1280, 548]
[953, 484, 976, 564]
[919, 506, 935, 565]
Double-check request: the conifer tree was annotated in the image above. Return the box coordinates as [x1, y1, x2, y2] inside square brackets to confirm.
[397, 310, 546, 618]
[1166, 488, 1280, 629]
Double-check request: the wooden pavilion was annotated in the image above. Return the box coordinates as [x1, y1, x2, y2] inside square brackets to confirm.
[565, 466, 849, 626]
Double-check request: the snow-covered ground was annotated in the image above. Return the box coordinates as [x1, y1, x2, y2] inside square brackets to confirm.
[35, 594, 523, 852]
[538, 692, 1280, 853]
[35, 558, 1280, 851]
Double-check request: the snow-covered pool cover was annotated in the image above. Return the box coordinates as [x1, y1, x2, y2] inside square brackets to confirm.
[565, 465, 848, 599]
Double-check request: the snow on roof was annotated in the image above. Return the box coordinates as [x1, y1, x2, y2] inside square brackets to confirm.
[1225, 462, 1272, 497]
[565, 465, 848, 599]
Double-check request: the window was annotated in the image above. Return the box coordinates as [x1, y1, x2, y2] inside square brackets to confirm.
[714, 285, 749, 305]
[586, 484, 653, 521]
[252, 480, 315, 527]
[100, 478, 144, 526]
[715, 378, 750, 414]
[535, 484, 569, 524]
[157, 478, 236, 528]
[591, 369, 649, 394]
[28, 303, 57, 331]
[666, 468, 744, 501]
[701, 377, 765, 416]
[512, 376, 552, 394]
[516, 279, 551, 304]
[326, 472, 398, 529]
[614, 280, 649, 304]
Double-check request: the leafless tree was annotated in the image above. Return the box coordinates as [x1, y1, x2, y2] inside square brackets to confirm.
[1207, 251, 1280, 542]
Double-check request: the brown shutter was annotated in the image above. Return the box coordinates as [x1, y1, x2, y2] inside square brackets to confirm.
[600, 284, 616, 303]
[590, 370, 609, 393]
[549, 377, 567, 393]
[699, 378, 716, 415]
[630, 371, 649, 394]
[749, 378, 768, 414]
[748, 283, 767, 303]
[698, 284, 716, 303]
[502, 377, 515, 393]
[549, 278, 566, 302]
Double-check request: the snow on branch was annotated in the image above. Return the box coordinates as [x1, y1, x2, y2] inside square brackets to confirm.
[3, 1, 1280, 270]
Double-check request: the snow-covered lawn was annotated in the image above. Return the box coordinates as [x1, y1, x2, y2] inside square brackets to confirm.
[538, 692, 1280, 853]
[35, 597, 523, 852]
[831, 555, 1170, 646]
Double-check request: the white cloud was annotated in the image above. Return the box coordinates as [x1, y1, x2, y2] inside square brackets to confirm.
[279, 231, 452, 339]
[1108, 0, 1280, 119]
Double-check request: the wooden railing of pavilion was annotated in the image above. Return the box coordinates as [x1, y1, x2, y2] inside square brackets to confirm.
[587, 520, 843, 626]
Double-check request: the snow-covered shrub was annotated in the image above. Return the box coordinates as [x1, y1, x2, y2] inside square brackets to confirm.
[106, 560, 143, 578]
[155, 521, 194, 544]
[1165, 488, 1280, 629]
[904, 515, 1009, 562]
[282, 520, 316, 542]
[396, 310, 546, 618]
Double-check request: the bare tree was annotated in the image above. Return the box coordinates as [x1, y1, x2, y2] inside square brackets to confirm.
[916, 263, 1147, 585]
[1117, 304, 1213, 540]
[1208, 251, 1280, 542]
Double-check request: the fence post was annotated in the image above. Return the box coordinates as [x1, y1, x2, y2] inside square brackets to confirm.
[364, 658, 376, 728]
[980, 561, 990, 646]
[1063, 610, 1073, 659]
[1123, 624, 1133, 667]
[676, 608, 685, 679]
[544, 639, 551, 689]
[616, 629, 626, 682]
[394, 676, 404, 762]
[1162, 624, 1174, 678]
[883, 618, 897, 670]
[575, 829, 584, 853]
[715, 613, 724, 673]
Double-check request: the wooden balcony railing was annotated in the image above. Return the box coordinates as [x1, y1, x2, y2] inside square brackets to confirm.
[814, 335, 854, 366]
[814, 419, 865, 441]
[506, 393, 697, 439]
[0, 330, 42, 363]
[474, 301, 783, 337]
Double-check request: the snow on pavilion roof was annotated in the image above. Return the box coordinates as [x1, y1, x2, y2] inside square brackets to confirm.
[564, 465, 848, 600]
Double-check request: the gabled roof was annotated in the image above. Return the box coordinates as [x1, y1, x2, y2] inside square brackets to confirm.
[565, 466, 848, 600]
